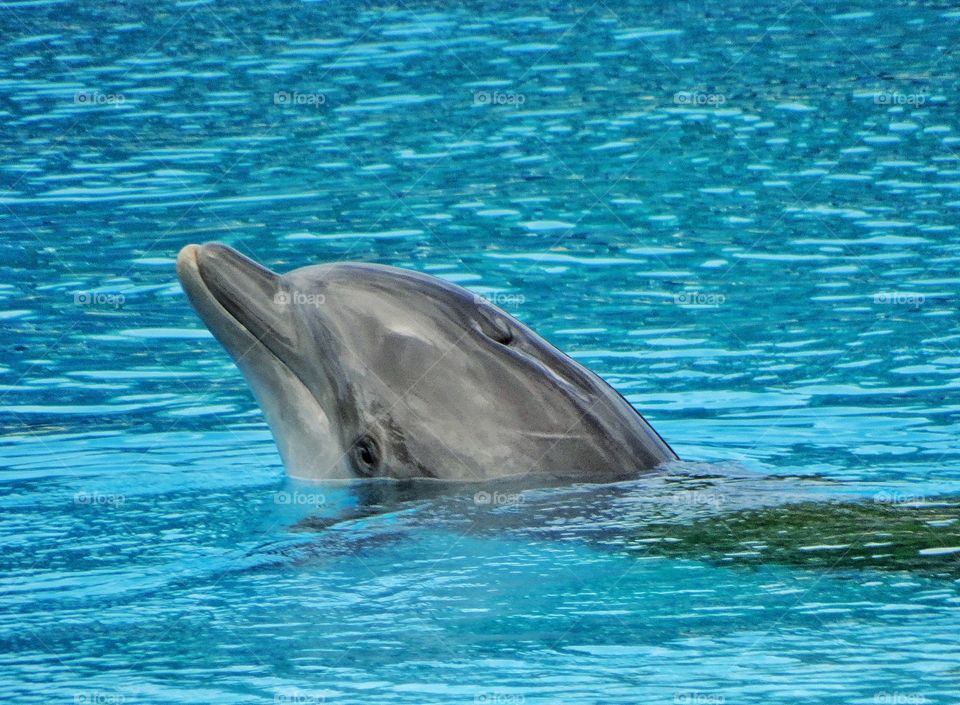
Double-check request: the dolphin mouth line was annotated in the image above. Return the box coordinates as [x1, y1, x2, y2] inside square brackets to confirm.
[177, 243, 353, 481]
[177, 244, 301, 386]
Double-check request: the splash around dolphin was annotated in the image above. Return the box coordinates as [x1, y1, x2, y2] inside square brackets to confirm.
[176, 243, 677, 482]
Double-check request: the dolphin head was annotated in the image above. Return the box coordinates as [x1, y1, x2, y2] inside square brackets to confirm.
[176, 243, 677, 482]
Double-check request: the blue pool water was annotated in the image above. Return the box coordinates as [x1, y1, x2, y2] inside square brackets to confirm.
[2, 0, 960, 703]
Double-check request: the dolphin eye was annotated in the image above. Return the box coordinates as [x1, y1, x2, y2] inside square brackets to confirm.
[351, 435, 381, 476]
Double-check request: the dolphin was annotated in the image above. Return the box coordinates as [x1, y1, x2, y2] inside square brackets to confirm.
[176, 243, 677, 482]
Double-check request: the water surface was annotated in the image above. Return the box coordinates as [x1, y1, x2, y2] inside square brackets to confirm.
[1, 0, 959, 703]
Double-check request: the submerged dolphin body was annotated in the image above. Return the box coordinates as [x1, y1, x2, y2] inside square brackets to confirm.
[176, 243, 677, 481]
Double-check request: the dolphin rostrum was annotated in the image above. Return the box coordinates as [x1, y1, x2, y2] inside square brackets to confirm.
[176, 243, 677, 482]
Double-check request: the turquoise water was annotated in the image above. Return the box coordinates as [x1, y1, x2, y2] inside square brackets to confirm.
[2, 0, 960, 703]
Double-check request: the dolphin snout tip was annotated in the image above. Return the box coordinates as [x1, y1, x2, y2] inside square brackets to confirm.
[176, 242, 240, 283]
[176, 243, 201, 281]
[177, 241, 283, 316]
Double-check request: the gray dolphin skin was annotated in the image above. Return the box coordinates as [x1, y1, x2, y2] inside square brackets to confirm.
[176, 243, 678, 482]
